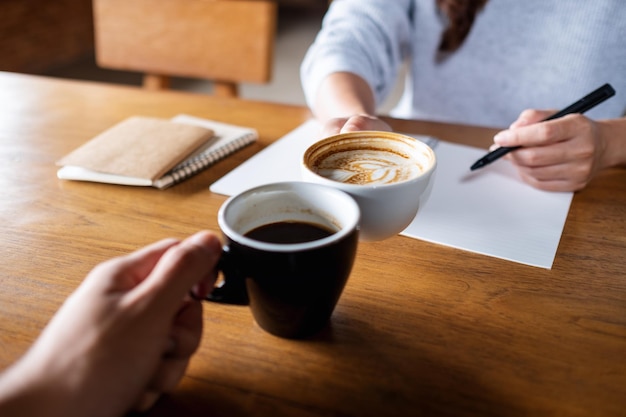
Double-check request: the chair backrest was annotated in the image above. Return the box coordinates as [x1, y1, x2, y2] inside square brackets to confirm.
[92, 0, 277, 97]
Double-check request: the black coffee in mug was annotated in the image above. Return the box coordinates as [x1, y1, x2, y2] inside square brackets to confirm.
[206, 182, 360, 339]
[245, 220, 335, 244]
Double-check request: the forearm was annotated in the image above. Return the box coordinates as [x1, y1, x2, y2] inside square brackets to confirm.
[598, 117, 626, 169]
[312, 72, 377, 123]
[0, 359, 69, 417]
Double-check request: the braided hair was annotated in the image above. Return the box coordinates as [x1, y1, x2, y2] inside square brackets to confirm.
[436, 0, 488, 60]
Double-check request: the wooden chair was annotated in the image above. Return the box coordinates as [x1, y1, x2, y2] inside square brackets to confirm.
[92, 0, 277, 97]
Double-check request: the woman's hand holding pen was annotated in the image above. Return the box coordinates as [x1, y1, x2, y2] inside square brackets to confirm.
[492, 110, 626, 192]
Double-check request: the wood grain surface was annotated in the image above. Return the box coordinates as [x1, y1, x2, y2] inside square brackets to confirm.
[0, 72, 624, 417]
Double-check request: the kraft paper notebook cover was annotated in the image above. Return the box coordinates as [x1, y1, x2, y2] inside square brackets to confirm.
[57, 114, 257, 189]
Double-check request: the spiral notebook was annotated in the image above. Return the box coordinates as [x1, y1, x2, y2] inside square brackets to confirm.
[57, 114, 257, 189]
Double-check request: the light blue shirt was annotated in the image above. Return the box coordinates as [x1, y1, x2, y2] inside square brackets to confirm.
[301, 0, 626, 127]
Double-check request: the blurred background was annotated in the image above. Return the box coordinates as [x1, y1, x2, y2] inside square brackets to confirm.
[1, 1, 327, 105]
[1, 0, 402, 111]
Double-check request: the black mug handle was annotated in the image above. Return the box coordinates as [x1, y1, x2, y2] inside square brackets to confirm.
[204, 246, 249, 306]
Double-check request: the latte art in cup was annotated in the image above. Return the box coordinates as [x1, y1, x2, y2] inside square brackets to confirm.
[312, 143, 425, 185]
[302, 131, 436, 241]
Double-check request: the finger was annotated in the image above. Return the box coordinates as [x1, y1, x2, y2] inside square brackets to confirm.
[507, 132, 597, 169]
[517, 158, 592, 185]
[142, 300, 204, 396]
[516, 168, 586, 192]
[508, 109, 555, 129]
[494, 114, 582, 148]
[137, 231, 222, 313]
[166, 300, 203, 360]
[146, 357, 190, 393]
[133, 391, 161, 412]
[322, 118, 347, 137]
[132, 301, 202, 397]
[340, 114, 371, 132]
[507, 144, 565, 167]
[340, 114, 390, 133]
[123, 238, 181, 273]
[86, 238, 180, 293]
[517, 161, 573, 181]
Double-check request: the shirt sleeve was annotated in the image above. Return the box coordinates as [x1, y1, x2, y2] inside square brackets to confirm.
[300, 0, 414, 111]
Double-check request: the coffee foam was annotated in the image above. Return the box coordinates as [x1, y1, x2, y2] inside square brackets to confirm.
[308, 136, 430, 185]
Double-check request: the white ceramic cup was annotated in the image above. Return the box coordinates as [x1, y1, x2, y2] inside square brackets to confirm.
[301, 131, 436, 241]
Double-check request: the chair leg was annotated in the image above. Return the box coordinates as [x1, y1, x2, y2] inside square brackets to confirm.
[213, 81, 238, 98]
[143, 74, 170, 90]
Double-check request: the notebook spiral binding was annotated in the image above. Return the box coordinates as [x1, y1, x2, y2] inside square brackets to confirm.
[154, 132, 256, 190]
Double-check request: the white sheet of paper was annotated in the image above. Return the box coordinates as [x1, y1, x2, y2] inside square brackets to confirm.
[210, 120, 573, 269]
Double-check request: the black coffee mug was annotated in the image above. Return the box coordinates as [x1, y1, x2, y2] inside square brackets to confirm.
[206, 182, 360, 339]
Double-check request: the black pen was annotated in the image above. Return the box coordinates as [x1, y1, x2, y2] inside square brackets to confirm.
[470, 83, 616, 171]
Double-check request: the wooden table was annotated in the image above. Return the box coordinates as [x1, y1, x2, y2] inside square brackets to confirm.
[1, 72, 624, 417]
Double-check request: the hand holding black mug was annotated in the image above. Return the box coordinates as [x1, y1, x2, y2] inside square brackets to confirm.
[205, 181, 361, 339]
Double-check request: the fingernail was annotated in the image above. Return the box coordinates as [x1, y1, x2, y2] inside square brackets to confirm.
[184, 231, 220, 253]
[187, 231, 211, 245]
[509, 119, 525, 129]
[494, 131, 511, 145]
